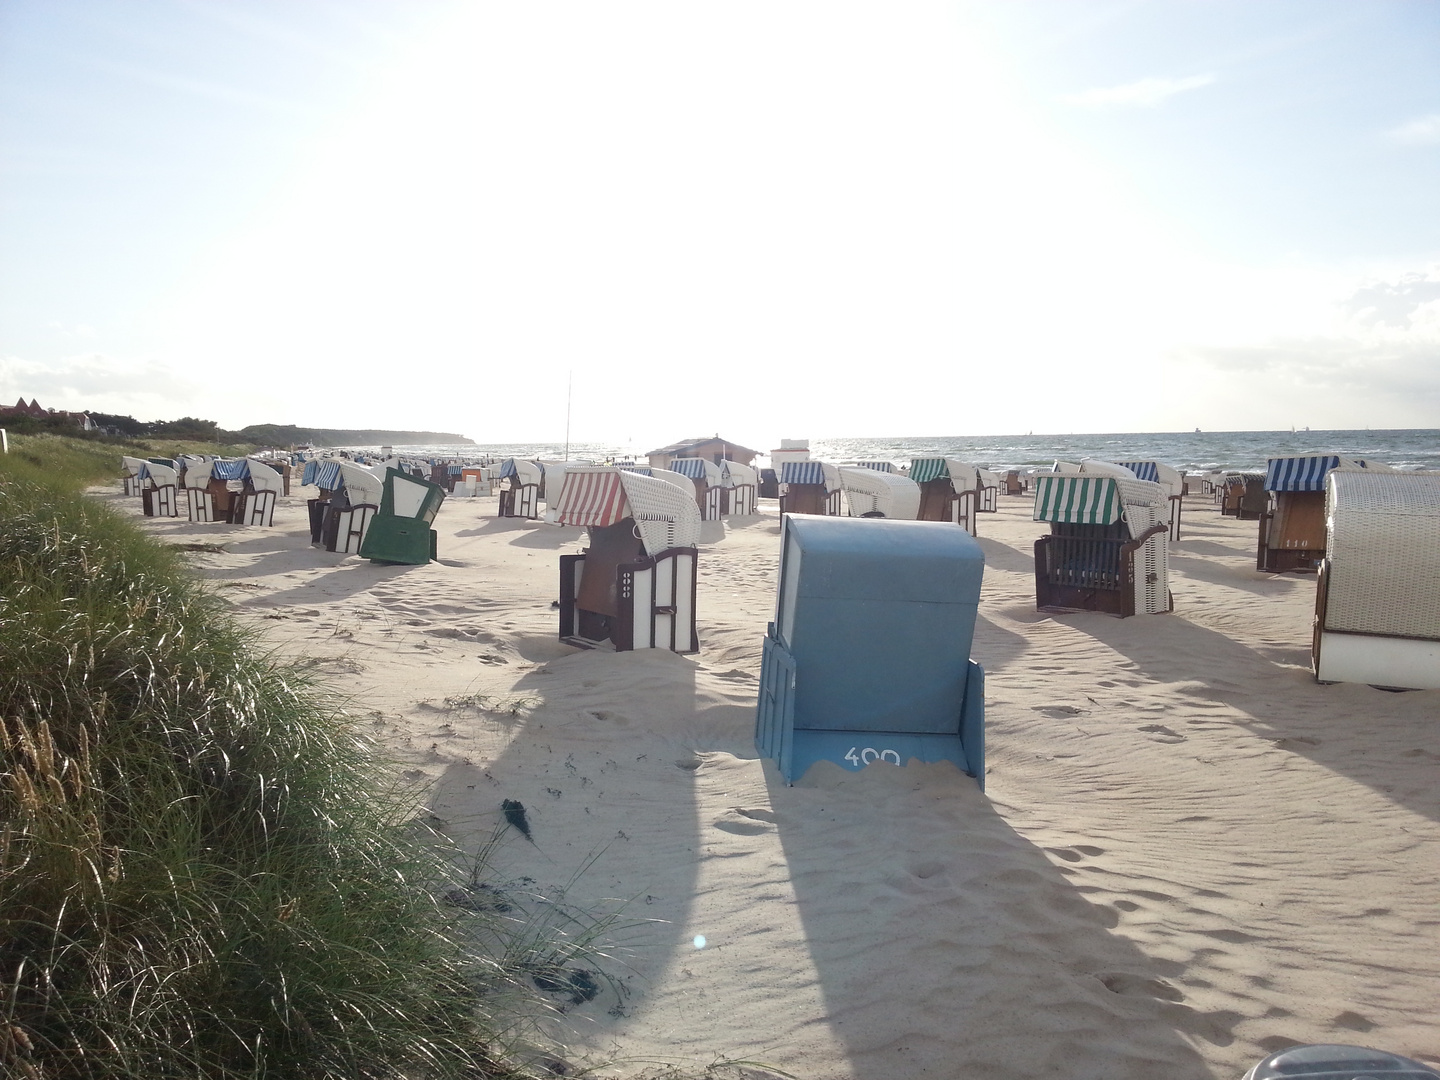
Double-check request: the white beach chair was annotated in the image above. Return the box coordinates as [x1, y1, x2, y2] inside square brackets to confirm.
[182, 458, 215, 522]
[141, 461, 180, 518]
[838, 466, 921, 519]
[721, 460, 759, 517]
[121, 455, 149, 497]
[1312, 470, 1440, 690]
[498, 458, 543, 519]
[236, 459, 283, 526]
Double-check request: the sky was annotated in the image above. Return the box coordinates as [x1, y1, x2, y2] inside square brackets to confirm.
[1, 0, 1437, 451]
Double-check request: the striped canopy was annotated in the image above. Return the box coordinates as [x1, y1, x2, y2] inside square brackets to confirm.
[1032, 475, 1124, 525]
[211, 459, 250, 481]
[552, 470, 627, 528]
[909, 458, 948, 483]
[620, 465, 653, 476]
[668, 458, 708, 480]
[1266, 455, 1343, 492]
[781, 461, 827, 485]
[1115, 461, 1161, 483]
[853, 461, 895, 473]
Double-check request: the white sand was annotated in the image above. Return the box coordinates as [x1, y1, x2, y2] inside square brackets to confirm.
[103, 480, 1440, 1079]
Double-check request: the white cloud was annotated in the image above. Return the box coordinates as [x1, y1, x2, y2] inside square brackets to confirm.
[0, 352, 203, 421]
[1063, 74, 1216, 108]
[1384, 114, 1440, 146]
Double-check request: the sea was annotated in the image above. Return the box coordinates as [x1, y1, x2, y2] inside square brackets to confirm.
[337, 429, 1440, 475]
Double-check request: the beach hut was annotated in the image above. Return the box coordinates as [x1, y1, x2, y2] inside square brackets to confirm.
[1312, 470, 1440, 690]
[754, 515, 985, 786]
[909, 458, 978, 534]
[1032, 473, 1172, 617]
[645, 436, 759, 471]
[667, 457, 725, 520]
[1220, 472, 1267, 519]
[720, 460, 759, 517]
[140, 460, 180, 518]
[778, 461, 842, 516]
[838, 466, 921, 519]
[550, 466, 702, 653]
[497, 458, 543, 519]
[358, 468, 446, 565]
[1257, 455, 1375, 572]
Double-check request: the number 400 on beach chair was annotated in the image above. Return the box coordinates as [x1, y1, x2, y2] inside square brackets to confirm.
[755, 514, 986, 787]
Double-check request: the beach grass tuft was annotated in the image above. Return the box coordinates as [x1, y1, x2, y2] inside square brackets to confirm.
[0, 455, 491, 1078]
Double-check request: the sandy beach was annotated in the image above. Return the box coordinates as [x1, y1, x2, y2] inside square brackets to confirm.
[98, 479, 1440, 1080]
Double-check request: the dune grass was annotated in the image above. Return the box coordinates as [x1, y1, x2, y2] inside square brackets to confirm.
[0, 454, 496, 1078]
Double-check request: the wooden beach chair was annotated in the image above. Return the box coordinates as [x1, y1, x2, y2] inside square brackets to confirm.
[182, 458, 215, 522]
[120, 455, 148, 497]
[720, 460, 759, 517]
[909, 458, 978, 535]
[1032, 474, 1172, 618]
[976, 468, 1001, 512]
[669, 457, 725, 521]
[236, 458, 283, 527]
[358, 468, 447, 565]
[497, 458, 543, 519]
[1257, 455, 1382, 572]
[1220, 472, 1267, 519]
[778, 461, 843, 516]
[140, 460, 180, 518]
[1312, 470, 1440, 690]
[550, 467, 701, 653]
[755, 515, 986, 786]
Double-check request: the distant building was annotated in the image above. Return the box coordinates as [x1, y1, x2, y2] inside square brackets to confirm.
[0, 397, 97, 430]
[645, 435, 759, 470]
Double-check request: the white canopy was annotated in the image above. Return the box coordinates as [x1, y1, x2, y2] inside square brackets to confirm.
[838, 466, 922, 519]
[340, 462, 384, 507]
[721, 460, 758, 487]
[551, 466, 702, 554]
[246, 458, 284, 495]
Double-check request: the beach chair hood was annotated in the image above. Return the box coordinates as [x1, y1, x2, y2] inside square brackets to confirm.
[669, 458, 724, 486]
[551, 466, 701, 554]
[245, 459, 284, 495]
[339, 463, 384, 507]
[721, 460, 758, 488]
[838, 466, 921, 519]
[501, 458, 544, 487]
[1033, 474, 1166, 531]
[779, 460, 841, 492]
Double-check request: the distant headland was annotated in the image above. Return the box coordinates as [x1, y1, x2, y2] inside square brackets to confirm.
[237, 424, 474, 447]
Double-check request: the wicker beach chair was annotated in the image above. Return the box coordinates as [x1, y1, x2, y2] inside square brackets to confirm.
[550, 467, 701, 653]
[1312, 470, 1440, 690]
[755, 515, 986, 786]
[236, 458, 283, 527]
[837, 466, 921, 519]
[1032, 474, 1172, 617]
[1110, 460, 1186, 540]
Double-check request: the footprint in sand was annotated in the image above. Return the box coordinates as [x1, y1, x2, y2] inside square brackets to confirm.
[1333, 1010, 1375, 1032]
[1139, 723, 1186, 742]
[1098, 972, 1185, 1002]
[1271, 736, 1321, 750]
[1033, 704, 1085, 718]
[712, 808, 776, 835]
